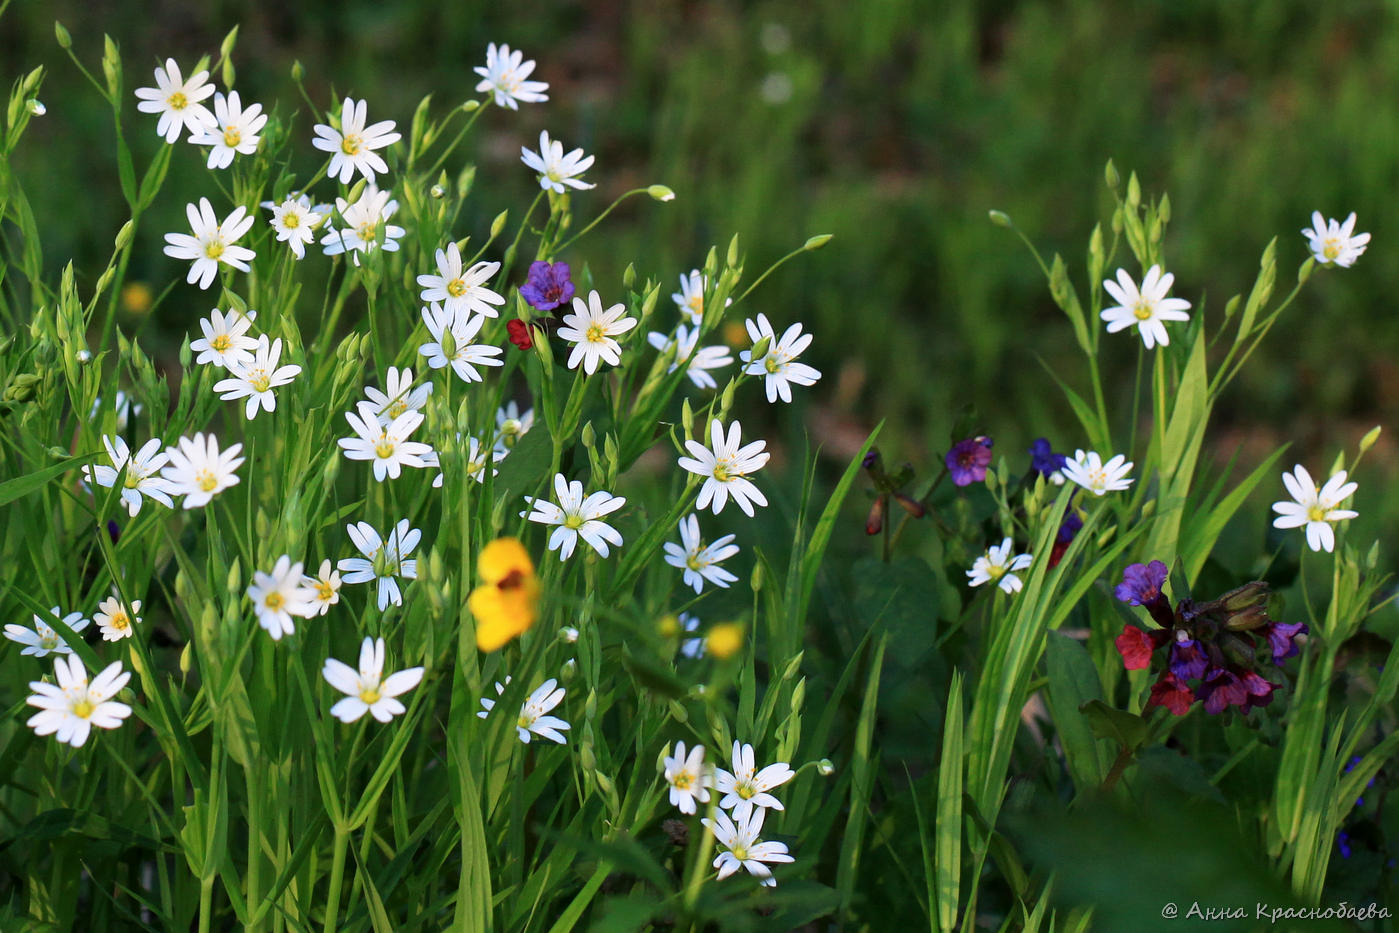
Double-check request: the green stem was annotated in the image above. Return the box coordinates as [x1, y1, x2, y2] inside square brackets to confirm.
[199, 877, 214, 933]
[422, 101, 490, 178]
[551, 188, 649, 256]
[322, 825, 351, 933]
[731, 242, 808, 304]
[245, 766, 262, 933]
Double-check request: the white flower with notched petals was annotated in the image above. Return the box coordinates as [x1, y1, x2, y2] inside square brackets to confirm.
[5, 608, 90, 658]
[671, 270, 730, 326]
[83, 436, 175, 517]
[521, 131, 595, 193]
[161, 433, 244, 509]
[714, 740, 796, 823]
[247, 555, 317, 641]
[362, 366, 433, 427]
[664, 741, 712, 815]
[1271, 464, 1358, 553]
[299, 559, 343, 616]
[474, 43, 549, 110]
[966, 537, 1033, 594]
[265, 196, 324, 260]
[190, 308, 258, 369]
[188, 91, 267, 169]
[337, 520, 420, 611]
[1303, 212, 1370, 268]
[163, 198, 256, 290]
[26, 655, 132, 748]
[213, 335, 302, 420]
[338, 401, 434, 482]
[423, 435, 502, 489]
[663, 514, 739, 593]
[416, 243, 504, 320]
[94, 594, 141, 642]
[320, 187, 405, 264]
[134, 58, 215, 143]
[679, 420, 770, 517]
[702, 808, 794, 888]
[312, 97, 401, 184]
[741, 313, 821, 403]
[1100, 265, 1192, 350]
[648, 326, 733, 390]
[514, 679, 570, 744]
[557, 290, 637, 374]
[494, 402, 535, 457]
[323, 637, 424, 724]
[524, 473, 626, 561]
[1062, 449, 1134, 497]
[418, 303, 503, 383]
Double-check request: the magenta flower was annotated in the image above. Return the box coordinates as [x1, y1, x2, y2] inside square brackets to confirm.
[945, 436, 992, 486]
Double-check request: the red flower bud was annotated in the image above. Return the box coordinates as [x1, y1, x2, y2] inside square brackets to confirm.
[507, 319, 534, 350]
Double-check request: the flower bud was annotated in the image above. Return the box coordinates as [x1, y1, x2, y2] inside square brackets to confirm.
[647, 184, 675, 202]
[622, 263, 636, 290]
[1126, 171, 1141, 208]
[865, 496, 886, 535]
[461, 99, 480, 112]
[26, 99, 45, 116]
[490, 209, 508, 239]
[344, 177, 367, 205]
[750, 561, 763, 593]
[559, 626, 579, 644]
[76, 349, 92, 364]
[179, 641, 193, 676]
[290, 59, 304, 82]
[802, 233, 833, 250]
[114, 219, 135, 251]
[46, 445, 69, 460]
[681, 397, 694, 438]
[727, 233, 741, 268]
[220, 25, 240, 59]
[560, 658, 577, 683]
[457, 165, 476, 199]
[818, 758, 835, 776]
[579, 742, 597, 773]
[1360, 425, 1382, 454]
[54, 21, 72, 50]
[226, 558, 241, 594]
[430, 184, 446, 199]
[1298, 257, 1315, 284]
[1104, 159, 1119, 189]
[987, 210, 1012, 227]
[580, 421, 596, 449]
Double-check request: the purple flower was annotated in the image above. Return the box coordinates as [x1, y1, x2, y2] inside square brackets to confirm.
[945, 436, 993, 486]
[1344, 755, 1376, 806]
[1239, 670, 1276, 708]
[1199, 667, 1253, 714]
[519, 261, 575, 312]
[1028, 438, 1067, 478]
[1261, 620, 1307, 663]
[1057, 511, 1083, 544]
[1337, 831, 1352, 859]
[1168, 632, 1208, 680]
[1114, 560, 1169, 607]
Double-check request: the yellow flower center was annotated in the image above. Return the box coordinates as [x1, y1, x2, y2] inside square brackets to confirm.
[563, 513, 584, 530]
[1133, 301, 1152, 321]
[375, 438, 396, 459]
[764, 355, 782, 374]
[673, 772, 693, 790]
[730, 843, 750, 861]
[316, 580, 335, 601]
[72, 699, 95, 719]
[585, 323, 606, 344]
[1323, 240, 1341, 260]
[712, 460, 734, 482]
[250, 371, 271, 393]
[517, 712, 533, 730]
[223, 127, 242, 147]
[341, 134, 363, 156]
[124, 472, 142, 489]
[204, 240, 226, 260]
[264, 592, 285, 611]
[446, 278, 467, 297]
[1307, 504, 1328, 522]
[686, 553, 705, 571]
[737, 782, 756, 800]
[688, 294, 703, 314]
[282, 211, 301, 229]
[196, 469, 219, 492]
[358, 685, 382, 704]
[110, 611, 130, 631]
[168, 91, 188, 110]
[211, 334, 232, 351]
[357, 222, 378, 243]
[986, 563, 1007, 581]
[39, 634, 58, 651]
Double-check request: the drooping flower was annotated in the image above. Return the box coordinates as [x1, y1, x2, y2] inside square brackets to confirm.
[83, 436, 176, 517]
[1168, 631, 1209, 681]
[1100, 265, 1192, 350]
[338, 401, 434, 482]
[94, 594, 141, 642]
[679, 420, 770, 517]
[1302, 212, 1370, 268]
[416, 243, 504, 320]
[966, 537, 1033, 594]
[1113, 625, 1166, 670]
[163, 198, 256, 290]
[663, 514, 740, 593]
[494, 402, 535, 457]
[671, 270, 730, 326]
[703, 808, 795, 888]
[362, 366, 433, 427]
[1271, 464, 1358, 553]
[714, 741, 795, 823]
[740, 313, 822, 404]
[1062, 449, 1134, 496]
[648, 325, 734, 390]
[519, 260, 574, 311]
[337, 520, 420, 611]
[161, 433, 244, 508]
[26, 655, 132, 747]
[473, 44, 549, 110]
[134, 58, 215, 143]
[323, 637, 424, 723]
[5, 608, 90, 658]
[1261, 620, 1308, 663]
[320, 186, 405, 263]
[190, 308, 258, 369]
[247, 555, 317, 641]
[470, 538, 541, 652]
[418, 303, 504, 383]
[557, 290, 637, 374]
[524, 473, 626, 561]
[664, 741, 712, 815]
[513, 679, 570, 744]
[213, 335, 302, 420]
[521, 131, 596, 193]
[312, 97, 401, 184]
[265, 196, 324, 260]
[945, 436, 993, 487]
[188, 90, 267, 169]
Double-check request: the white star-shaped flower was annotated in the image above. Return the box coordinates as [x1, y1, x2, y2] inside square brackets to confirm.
[648, 325, 733, 390]
[557, 290, 637, 374]
[671, 269, 730, 327]
[161, 433, 244, 509]
[1302, 211, 1370, 268]
[713, 740, 795, 823]
[323, 637, 424, 724]
[83, 435, 175, 517]
[134, 58, 215, 143]
[247, 555, 317, 641]
[664, 741, 712, 815]
[265, 196, 324, 260]
[213, 335, 302, 420]
[190, 308, 258, 369]
[423, 434, 503, 489]
[94, 594, 141, 642]
[26, 655, 132, 748]
[473, 43, 549, 110]
[337, 520, 420, 611]
[966, 537, 1033, 594]
[1271, 464, 1358, 553]
[338, 401, 434, 482]
[320, 187, 405, 264]
[702, 808, 794, 888]
[416, 243, 504, 320]
[521, 131, 596, 193]
[418, 303, 503, 383]
[4, 608, 90, 658]
[1099, 265, 1192, 350]
[740, 313, 821, 403]
[163, 198, 256, 290]
[299, 559, 343, 616]
[311, 97, 401, 184]
[523, 473, 626, 561]
[1061, 449, 1134, 497]
[663, 514, 739, 593]
[678, 419, 770, 517]
[514, 679, 570, 744]
[188, 90, 267, 169]
[362, 366, 433, 427]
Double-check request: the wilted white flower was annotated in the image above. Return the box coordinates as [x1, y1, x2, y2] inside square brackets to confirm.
[312, 97, 401, 184]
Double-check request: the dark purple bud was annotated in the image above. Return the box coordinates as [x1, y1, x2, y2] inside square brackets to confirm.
[107, 520, 121, 543]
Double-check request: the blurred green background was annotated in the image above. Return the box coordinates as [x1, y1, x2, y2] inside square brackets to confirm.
[5, 0, 1399, 504]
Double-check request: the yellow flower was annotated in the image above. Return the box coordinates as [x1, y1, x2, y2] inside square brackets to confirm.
[121, 282, 154, 314]
[470, 538, 540, 652]
[705, 622, 744, 659]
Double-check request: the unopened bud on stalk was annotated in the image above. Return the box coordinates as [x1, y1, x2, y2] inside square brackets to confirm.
[226, 558, 242, 593]
[46, 445, 69, 460]
[220, 25, 240, 59]
[647, 184, 675, 202]
[818, 758, 836, 776]
[94, 267, 115, 296]
[1126, 171, 1141, 208]
[430, 184, 446, 199]
[27, 99, 46, 116]
[579, 742, 596, 773]
[54, 21, 72, 50]
[457, 165, 475, 198]
[321, 449, 340, 485]
[1366, 540, 1380, 570]
[1298, 257, 1315, 284]
[703, 246, 718, 280]
[580, 421, 596, 449]
[1104, 159, 1119, 189]
[114, 219, 135, 251]
[222, 59, 235, 89]
[344, 178, 367, 205]
[727, 233, 741, 268]
[802, 233, 833, 250]
[1360, 425, 1382, 454]
[1096, 525, 1117, 548]
[76, 349, 91, 364]
[681, 397, 694, 437]
[560, 658, 577, 682]
[622, 263, 636, 290]
[988, 210, 1012, 228]
[462, 99, 480, 112]
[720, 378, 736, 413]
[490, 497, 508, 534]
[179, 642, 193, 676]
[790, 678, 806, 712]
[585, 689, 597, 722]
[490, 209, 508, 238]
[290, 60, 304, 82]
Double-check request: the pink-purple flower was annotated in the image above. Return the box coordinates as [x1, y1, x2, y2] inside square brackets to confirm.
[520, 261, 575, 312]
[946, 435, 993, 486]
